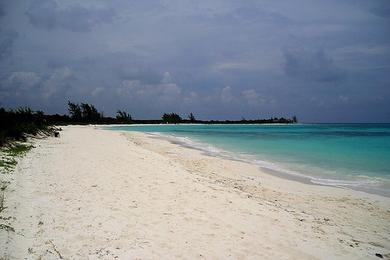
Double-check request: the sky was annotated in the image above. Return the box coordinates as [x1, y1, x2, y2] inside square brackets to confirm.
[0, 0, 389, 122]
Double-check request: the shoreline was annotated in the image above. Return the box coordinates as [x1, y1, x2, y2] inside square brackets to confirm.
[126, 130, 390, 198]
[147, 132, 316, 184]
[122, 130, 390, 202]
[1, 125, 389, 259]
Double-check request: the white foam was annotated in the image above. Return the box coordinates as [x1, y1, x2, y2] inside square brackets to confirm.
[148, 132, 390, 195]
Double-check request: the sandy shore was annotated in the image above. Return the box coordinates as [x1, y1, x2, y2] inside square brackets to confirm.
[1, 125, 389, 259]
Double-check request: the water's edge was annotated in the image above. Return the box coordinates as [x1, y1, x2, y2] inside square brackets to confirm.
[145, 132, 390, 198]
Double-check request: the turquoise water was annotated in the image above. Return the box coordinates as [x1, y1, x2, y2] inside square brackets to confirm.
[107, 124, 390, 195]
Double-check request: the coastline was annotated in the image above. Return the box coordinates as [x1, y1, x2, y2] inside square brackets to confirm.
[1, 125, 389, 259]
[123, 130, 390, 202]
[128, 129, 390, 198]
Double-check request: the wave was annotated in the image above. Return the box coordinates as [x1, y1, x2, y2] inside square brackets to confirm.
[148, 132, 390, 197]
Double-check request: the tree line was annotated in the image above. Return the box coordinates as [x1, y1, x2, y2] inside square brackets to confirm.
[161, 113, 297, 124]
[1, 101, 297, 146]
[0, 107, 53, 146]
[66, 102, 298, 125]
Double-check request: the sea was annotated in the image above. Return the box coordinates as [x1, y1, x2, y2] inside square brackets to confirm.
[107, 124, 390, 196]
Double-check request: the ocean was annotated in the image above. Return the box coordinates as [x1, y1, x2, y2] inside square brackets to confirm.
[107, 124, 390, 196]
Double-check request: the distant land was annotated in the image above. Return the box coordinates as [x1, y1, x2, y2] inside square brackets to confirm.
[0, 101, 297, 146]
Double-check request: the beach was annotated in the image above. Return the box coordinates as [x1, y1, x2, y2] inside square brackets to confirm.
[1, 125, 389, 259]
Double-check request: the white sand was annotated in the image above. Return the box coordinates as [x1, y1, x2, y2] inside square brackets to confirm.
[1, 125, 389, 259]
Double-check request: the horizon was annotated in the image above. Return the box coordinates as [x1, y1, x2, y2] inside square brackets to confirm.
[6, 103, 390, 124]
[1, 1, 389, 123]
[3, 103, 390, 124]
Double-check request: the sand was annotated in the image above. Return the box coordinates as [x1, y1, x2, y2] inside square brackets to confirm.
[1, 125, 389, 259]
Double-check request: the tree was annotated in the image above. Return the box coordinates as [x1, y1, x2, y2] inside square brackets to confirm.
[80, 103, 100, 122]
[116, 110, 132, 123]
[162, 113, 182, 124]
[292, 115, 298, 123]
[188, 112, 196, 123]
[68, 101, 102, 123]
[68, 101, 82, 121]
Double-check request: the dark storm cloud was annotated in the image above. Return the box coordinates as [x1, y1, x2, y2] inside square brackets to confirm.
[1, 0, 390, 122]
[370, 3, 390, 18]
[283, 49, 344, 82]
[0, 2, 16, 61]
[0, 30, 17, 61]
[0, 3, 5, 18]
[75, 53, 163, 85]
[26, 0, 115, 32]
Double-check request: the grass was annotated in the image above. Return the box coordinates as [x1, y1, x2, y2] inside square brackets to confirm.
[0, 158, 17, 172]
[4, 144, 33, 157]
[0, 143, 33, 174]
[0, 223, 15, 232]
[0, 138, 35, 237]
[0, 191, 5, 214]
[0, 181, 12, 233]
[0, 144, 26, 235]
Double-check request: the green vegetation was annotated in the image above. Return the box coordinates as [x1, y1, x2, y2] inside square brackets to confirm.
[0, 107, 51, 146]
[161, 112, 297, 124]
[68, 101, 102, 123]
[162, 113, 182, 124]
[0, 158, 17, 172]
[116, 110, 132, 123]
[66, 101, 133, 124]
[0, 144, 32, 236]
[188, 112, 196, 123]
[4, 144, 33, 157]
[0, 181, 8, 213]
[0, 223, 15, 232]
[0, 144, 33, 173]
[1, 101, 298, 146]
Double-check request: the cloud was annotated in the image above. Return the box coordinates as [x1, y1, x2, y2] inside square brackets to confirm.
[212, 61, 255, 71]
[370, 5, 390, 18]
[41, 67, 73, 98]
[203, 4, 291, 26]
[2, 72, 41, 91]
[118, 78, 182, 104]
[183, 91, 199, 105]
[338, 95, 350, 103]
[161, 71, 173, 84]
[91, 87, 105, 97]
[1, 0, 389, 121]
[241, 89, 265, 106]
[0, 3, 5, 19]
[283, 49, 345, 82]
[25, 0, 115, 32]
[220, 86, 235, 103]
[0, 68, 74, 102]
[0, 30, 17, 60]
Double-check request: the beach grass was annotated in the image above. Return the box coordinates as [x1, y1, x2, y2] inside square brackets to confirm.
[0, 143, 33, 173]
[0, 144, 31, 235]
[0, 158, 17, 172]
[4, 144, 33, 157]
